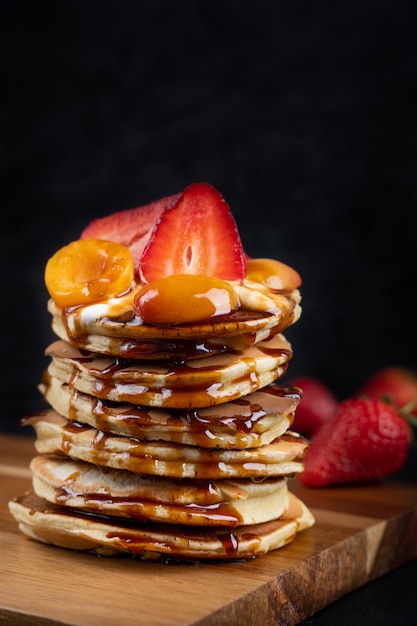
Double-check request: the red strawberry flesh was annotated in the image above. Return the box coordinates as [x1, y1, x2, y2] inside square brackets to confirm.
[356, 366, 417, 416]
[289, 375, 338, 437]
[138, 182, 246, 284]
[80, 194, 179, 272]
[299, 399, 410, 487]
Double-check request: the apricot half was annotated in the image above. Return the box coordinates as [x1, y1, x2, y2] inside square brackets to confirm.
[246, 258, 301, 290]
[134, 274, 239, 325]
[45, 238, 134, 307]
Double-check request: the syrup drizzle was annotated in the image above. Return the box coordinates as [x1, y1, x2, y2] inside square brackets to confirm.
[47, 334, 292, 408]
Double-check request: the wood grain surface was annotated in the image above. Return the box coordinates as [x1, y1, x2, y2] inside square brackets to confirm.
[1, 433, 417, 626]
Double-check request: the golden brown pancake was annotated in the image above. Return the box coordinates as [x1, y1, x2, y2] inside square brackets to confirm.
[30, 454, 290, 526]
[24, 411, 309, 480]
[45, 334, 293, 409]
[48, 321, 280, 360]
[9, 490, 314, 560]
[40, 375, 300, 448]
[48, 286, 301, 357]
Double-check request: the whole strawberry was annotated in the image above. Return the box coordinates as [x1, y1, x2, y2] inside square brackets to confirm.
[356, 366, 417, 416]
[289, 375, 338, 438]
[299, 398, 411, 487]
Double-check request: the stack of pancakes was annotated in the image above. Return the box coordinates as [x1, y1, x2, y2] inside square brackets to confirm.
[9, 272, 314, 561]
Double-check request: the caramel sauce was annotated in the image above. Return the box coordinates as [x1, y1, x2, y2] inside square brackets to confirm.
[62, 362, 287, 408]
[15, 488, 306, 561]
[54, 486, 244, 526]
[24, 490, 246, 553]
[217, 531, 239, 557]
[105, 308, 270, 328]
[25, 411, 307, 479]
[76, 336, 231, 360]
[40, 377, 296, 447]
[113, 338, 229, 360]
[48, 334, 292, 408]
[57, 299, 297, 342]
[87, 396, 272, 434]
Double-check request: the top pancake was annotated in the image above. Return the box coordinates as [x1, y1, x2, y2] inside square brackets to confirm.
[48, 283, 301, 359]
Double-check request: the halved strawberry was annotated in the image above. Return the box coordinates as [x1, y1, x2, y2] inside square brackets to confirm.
[80, 194, 179, 271]
[138, 182, 247, 284]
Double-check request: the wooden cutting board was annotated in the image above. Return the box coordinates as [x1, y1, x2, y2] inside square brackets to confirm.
[1, 433, 417, 626]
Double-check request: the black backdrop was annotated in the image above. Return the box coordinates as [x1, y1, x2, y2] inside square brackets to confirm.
[1, 0, 417, 434]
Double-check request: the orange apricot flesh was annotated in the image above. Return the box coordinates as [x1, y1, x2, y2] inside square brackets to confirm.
[45, 238, 134, 307]
[246, 258, 301, 290]
[134, 274, 239, 325]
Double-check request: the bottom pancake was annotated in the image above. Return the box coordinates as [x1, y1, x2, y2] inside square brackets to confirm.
[8, 490, 314, 561]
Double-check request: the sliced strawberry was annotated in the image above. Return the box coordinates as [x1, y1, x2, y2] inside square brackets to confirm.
[80, 194, 179, 271]
[138, 182, 246, 284]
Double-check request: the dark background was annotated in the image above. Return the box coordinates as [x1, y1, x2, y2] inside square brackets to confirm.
[1, 3, 417, 624]
[1, 1, 416, 429]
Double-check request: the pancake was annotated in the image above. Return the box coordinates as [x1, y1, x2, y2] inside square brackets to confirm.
[45, 334, 293, 409]
[49, 320, 280, 360]
[9, 490, 314, 560]
[24, 411, 309, 479]
[40, 375, 300, 449]
[48, 284, 301, 357]
[30, 454, 290, 526]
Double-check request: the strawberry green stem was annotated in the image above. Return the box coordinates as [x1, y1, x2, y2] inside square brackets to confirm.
[403, 397, 417, 415]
